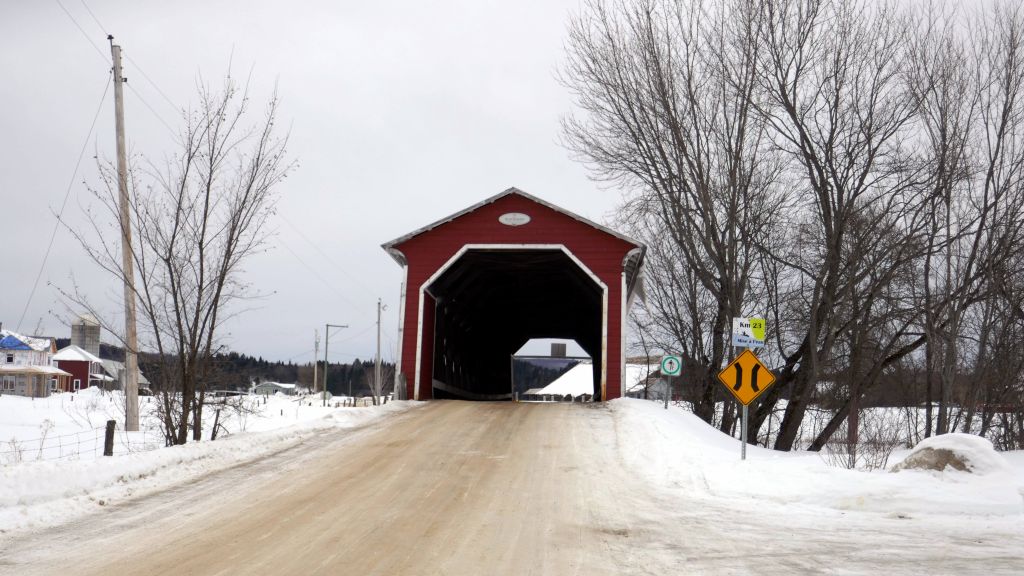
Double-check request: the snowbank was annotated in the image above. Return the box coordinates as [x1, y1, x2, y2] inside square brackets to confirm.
[612, 398, 1024, 517]
[891, 433, 1012, 475]
[0, 399, 421, 536]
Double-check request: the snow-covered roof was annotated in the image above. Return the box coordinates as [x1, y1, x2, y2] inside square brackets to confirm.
[0, 330, 52, 352]
[53, 345, 103, 363]
[254, 382, 296, 389]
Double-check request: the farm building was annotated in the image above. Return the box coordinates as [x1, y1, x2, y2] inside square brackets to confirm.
[53, 345, 108, 392]
[253, 381, 298, 396]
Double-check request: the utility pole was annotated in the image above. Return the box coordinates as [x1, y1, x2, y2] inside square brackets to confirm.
[394, 281, 406, 400]
[375, 299, 387, 404]
[323, 323, 347, 407]
[312, 329, 320, 396]
[110, 36, 139, 432]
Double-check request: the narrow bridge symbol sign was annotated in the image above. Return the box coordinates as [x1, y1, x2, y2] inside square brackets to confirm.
[717, 350, 776, 405]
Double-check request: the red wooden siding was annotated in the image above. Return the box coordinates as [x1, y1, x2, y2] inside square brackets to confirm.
[391, 192, 639, 401]
[56, 359, 90, 392]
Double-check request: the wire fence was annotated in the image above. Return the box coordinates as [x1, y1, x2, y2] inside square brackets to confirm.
[0, 392, 394, 466]
[0, 422, 163, 465]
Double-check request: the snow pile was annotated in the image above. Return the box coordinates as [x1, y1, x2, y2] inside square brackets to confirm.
[612, 398, 1024, 517]
[534, 362, 593, 397]
[891, 433, 1012, 475]
[0, 398, 421, 535]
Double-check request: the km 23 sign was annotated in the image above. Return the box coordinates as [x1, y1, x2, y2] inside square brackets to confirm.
[716, 350, 776, 405]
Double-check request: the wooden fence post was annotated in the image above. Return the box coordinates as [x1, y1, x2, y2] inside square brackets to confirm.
[104, 420, 115, 456]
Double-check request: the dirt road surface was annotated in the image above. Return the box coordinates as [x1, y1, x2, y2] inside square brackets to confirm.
[3, 401, 1023, 575]
[1, 402, 646, 575]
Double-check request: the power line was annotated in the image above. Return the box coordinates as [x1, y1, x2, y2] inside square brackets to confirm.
[277, 236, 370, 317]
[284, 348, 315, 362]
[276, 322, 376, 364]
[125, 82, 177, 136]
[56, 0, 177, 137]
[78, 0, 180, 115]
[77, 0, 106, 36]
[281, 342, 369, 364]
[16, 72, 112, 332]
[124, 55, 181, 113]
[55, 0, 108, 64]
[278, 213, 380, 301]
[332, 323, 374, 344]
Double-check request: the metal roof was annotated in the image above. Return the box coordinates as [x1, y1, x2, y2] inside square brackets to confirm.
[99, 359, 151, 385]
[0, 330, 52, 352]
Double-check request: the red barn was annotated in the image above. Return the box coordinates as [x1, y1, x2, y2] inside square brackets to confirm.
[382, 188, 645, 401]
[53, 345, 103, 392]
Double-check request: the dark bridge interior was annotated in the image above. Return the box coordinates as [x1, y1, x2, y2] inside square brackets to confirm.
[427, 249, 603, 400]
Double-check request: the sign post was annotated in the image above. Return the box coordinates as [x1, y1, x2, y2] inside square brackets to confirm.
[660, 355, 681, 410]
[742, 404, 748, 460]
[717, 349, 775, 460]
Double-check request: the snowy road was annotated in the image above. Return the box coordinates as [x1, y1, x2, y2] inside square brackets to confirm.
[2, 401, 1022, 575]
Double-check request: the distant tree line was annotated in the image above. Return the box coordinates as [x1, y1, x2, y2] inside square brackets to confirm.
[72, 340, 395, 398]
[170, 353, 395, 399]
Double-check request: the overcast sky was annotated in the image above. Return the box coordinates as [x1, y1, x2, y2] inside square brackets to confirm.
[0, 0, 619, 365]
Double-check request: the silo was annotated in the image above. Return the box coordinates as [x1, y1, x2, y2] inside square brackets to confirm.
[71, 314, 101, 356]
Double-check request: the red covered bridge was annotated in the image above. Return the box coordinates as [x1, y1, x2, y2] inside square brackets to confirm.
[382, 188, 645, 401]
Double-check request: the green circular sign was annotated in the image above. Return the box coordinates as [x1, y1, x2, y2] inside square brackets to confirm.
[661, 355, 681, 376]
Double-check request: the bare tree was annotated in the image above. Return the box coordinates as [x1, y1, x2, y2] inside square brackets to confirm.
[742, 0, 929, 450]
[896, 1, 1024, 438]
[625, 309, 659, 400]
[66, 76, 293, 445]
[562, 0, 784, 430]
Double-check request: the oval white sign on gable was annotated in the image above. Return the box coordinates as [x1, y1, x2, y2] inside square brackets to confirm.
[498, 212, 531, 226]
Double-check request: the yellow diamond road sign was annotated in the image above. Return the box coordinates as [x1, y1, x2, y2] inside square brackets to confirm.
[717, 350, 776, 405]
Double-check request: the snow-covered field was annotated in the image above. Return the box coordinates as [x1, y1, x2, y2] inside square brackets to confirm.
[0, 389, 420, 535]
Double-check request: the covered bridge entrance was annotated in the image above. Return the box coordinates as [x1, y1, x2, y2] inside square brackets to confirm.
[382, 188, 644, 401]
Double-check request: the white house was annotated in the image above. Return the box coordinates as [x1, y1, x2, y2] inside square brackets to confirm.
[0, 329, 70, 397]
